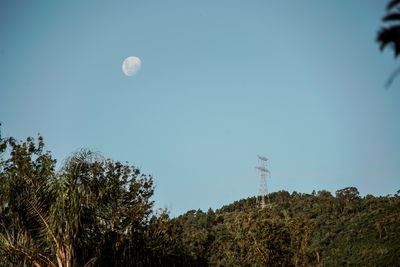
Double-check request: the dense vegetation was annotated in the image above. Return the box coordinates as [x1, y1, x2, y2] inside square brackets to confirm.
[171, 189, 400, 266]
[1, 134, 399, 266]
[0, 135, 196, 266]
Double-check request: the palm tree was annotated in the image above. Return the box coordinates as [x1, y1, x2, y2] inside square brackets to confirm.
[0, 136, 155, 266]
[377, 0, 400, 87]
[0, 136, 59, 266]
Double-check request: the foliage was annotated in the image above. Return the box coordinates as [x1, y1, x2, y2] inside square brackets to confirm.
[0, 135, 182, 266]
[171, 190, 400, 266]
[377, 0, 400, 58]
[1, 134, 399, 266]
[377, 0, 400, 86]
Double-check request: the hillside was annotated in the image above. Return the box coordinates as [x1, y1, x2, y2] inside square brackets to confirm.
[169, 188, 400, 266]
[1, 135, 399, 266]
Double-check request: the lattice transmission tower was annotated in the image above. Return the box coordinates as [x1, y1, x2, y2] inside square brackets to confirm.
[256, 155, 270, 208]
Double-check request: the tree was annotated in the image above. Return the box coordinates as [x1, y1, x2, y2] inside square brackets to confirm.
[377, 0, 400, 87]
[0, 135, 58, 266]
[0, 135, 154, 266]
[335, 187, 360, 201]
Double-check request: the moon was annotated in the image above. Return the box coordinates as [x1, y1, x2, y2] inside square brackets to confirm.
[122, 56, 142, 76]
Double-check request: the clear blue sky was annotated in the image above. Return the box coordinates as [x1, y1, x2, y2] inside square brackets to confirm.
[1, 1, 399, 216]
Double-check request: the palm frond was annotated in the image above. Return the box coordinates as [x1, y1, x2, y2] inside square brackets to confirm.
[387, 0, 400, 11]
[0, 221, 57, 267]
[26, 198, 58, 248]
[377, 25, 400, 57]
[385, 66, 400, 88]
[383, 13, 400, 22]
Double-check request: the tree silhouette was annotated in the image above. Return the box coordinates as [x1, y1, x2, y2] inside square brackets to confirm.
[377, 0, 400, 87]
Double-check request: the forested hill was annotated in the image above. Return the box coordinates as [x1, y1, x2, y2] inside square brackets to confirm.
[1, 135, 399, 266]
[170, 188, 400, 266]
